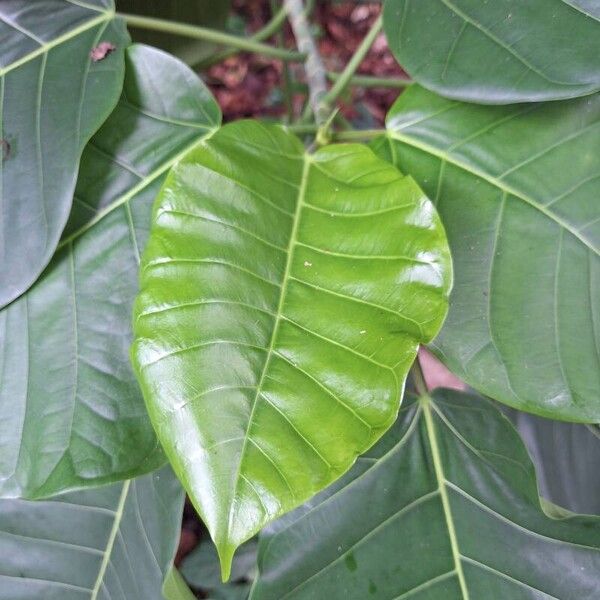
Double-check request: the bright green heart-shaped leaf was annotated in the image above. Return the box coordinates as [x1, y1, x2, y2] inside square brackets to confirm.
[0, 44, 221, 499]
[0, 465, 183, 600]
[251, 390, 600, 599]
[373, 85, 600, 422]
[0, 0, 129, 308]
[132, 121, 452, 579]
[383, 0, 600, 104]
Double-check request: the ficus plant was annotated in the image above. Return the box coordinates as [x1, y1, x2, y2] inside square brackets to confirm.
[0, 1, 599, 599]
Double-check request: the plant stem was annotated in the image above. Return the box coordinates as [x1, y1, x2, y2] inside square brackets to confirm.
[286, 125, 386, 141]
[321, 15, 383, 106]
[334, 111, 353, 130]
[304, 0, 317, 16]
[196, 6, 289, 69]
[327, 72, 412, 89]
[284, 0, 328, 125]
[119, 13, 305, 62]
[271, 0, 295, 121]
[197, 0, 317, 70]
[287, 123, 320, 135]
[282, 64, 296, 122]
[335, 128, 386, 141]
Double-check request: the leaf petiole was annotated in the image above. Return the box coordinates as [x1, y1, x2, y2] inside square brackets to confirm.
[118, 13, 306, 61]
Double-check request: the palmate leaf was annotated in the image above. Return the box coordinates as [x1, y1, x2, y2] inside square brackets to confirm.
[372, 85, 600, 422]
[132, 121, 452, 579]
[0, 44, 221, 499]
[0, 465, 184, 599]
[251, 390, 600, 600]
[383, 0, 600, 104]
[0, 0, 129, 308]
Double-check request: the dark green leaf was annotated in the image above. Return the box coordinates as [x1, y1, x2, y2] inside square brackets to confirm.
[374, 85, 600, 422]
[251, 390, 600, 599]
[383, 0, 600, 104]
[116, 0, 231, 63]
[0, 0, 129, 308]
[0, 44, 221, 499]
[181, 538, 257, 599]
[132, 122, 452, 578]
[0, 465, 184, 599]
[163, 568, 198, 600]
[506, 409, 600, 515]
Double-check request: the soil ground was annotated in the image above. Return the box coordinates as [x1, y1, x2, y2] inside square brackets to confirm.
[204, 1, 407, 124]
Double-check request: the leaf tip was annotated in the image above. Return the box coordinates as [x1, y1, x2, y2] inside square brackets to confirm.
[216, 541, 235, 583]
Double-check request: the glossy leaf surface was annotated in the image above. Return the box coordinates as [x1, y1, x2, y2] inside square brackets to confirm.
[375, 86, 600, 422]
[251, 390, 600, 599]
[0, 0, 129, 308]
[132, 122, 452, 578]
[0, 466, 183, 599]
[0, 44, 221, 498]
[181, 538, 257, 599]
[506, 409, 600, 515]
[163, 568, 198, 600]
[383, 0, 600, 104]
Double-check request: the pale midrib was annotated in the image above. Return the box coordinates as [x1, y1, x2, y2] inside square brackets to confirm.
[56, 129, 218, 251]
[65, 0, 106, 13]
[226, 155, 311, 538]
[0, 12, 44, 45]
[62, 241, 80, 465]
[560, 0, 600, 22]
[120, 96, 216, 130]
[438, 0, 583, 87]
[422, 397, 470, 600]
[279, 489, 441, 600]
[388, 131, 599, 257]
[90, 479, 130, 600]
[0, 11, 112, 77]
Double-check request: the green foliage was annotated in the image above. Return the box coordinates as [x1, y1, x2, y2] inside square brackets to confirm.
[0, 466, 184, 599]
[507, 410, 600, 515]
[132, 121, 452, 577]
[116, 0, 231, 63]
[0, 0, 128, 308]
[0, 44, 221, 499]
[0, 1, 599, 597]
[181, 538, 257, 598]
[383, 0, 600, 103]
[163, 568, 198, 600]
[251, 390, 600, 599]
[375, 86, 600, 423]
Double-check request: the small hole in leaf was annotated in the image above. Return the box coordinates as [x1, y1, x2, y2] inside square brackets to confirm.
[90, 42, 116, 62]
[1, 139, 10, 161]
